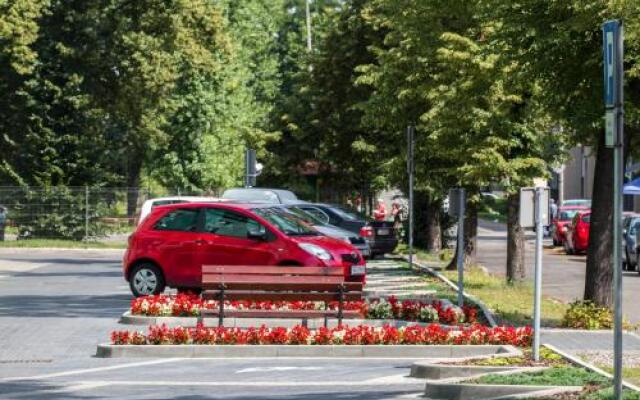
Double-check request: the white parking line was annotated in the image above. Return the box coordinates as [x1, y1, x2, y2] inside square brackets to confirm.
[1, 358, 185, 382]
[69, 376, 425, 387]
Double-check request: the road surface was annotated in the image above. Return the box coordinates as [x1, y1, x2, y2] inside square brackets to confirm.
[476, 220, 640, 324]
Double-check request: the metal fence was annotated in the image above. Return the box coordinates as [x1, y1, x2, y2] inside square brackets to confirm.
[0, 187, 165, 242]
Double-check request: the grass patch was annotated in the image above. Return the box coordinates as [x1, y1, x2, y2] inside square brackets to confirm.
[445, 347, 568, 367]
[0, 239, 127, 249]
[475, 366, 610, 387]
[582, 387, 640, 399]
[440, 266, 568, 326]
[600, 366, 640, 387]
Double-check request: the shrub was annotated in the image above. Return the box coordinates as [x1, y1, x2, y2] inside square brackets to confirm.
[563, 301, 613, 330]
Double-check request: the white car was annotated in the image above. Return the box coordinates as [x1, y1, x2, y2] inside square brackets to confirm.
[137, 196, 223, 225]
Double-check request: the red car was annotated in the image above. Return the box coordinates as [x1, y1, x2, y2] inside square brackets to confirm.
[123, 202, 366, 297]
[564, 210, 591, 255]
[551, 206, 588, 246]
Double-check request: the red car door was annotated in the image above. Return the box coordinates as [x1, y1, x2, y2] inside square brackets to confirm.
[198, 207, 278, 267]
[149, 207, 203, 287]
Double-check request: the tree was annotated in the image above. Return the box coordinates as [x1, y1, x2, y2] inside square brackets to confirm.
[493, 0, 640, 305]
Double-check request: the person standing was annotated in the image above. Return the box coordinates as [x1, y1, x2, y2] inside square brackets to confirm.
[549, 198, 558, 220]
[373, 198, 386, 221]
[0, 206, 6, 242]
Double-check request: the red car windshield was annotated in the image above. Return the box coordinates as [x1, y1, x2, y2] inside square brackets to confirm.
[558, 210, 580, 221]
[253, 207, 320, 236]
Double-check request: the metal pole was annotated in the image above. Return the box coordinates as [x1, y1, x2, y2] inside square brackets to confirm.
[84, 186, 89, 241]
[533, 187, 544, 362]
[407, 125, 414, 268]
[456, 189, 465, 308]
[613, 122, 623, 398]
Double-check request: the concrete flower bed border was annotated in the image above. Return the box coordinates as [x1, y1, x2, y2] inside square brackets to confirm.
[411, 344, 640, 399]
[96, 343, 520, 359]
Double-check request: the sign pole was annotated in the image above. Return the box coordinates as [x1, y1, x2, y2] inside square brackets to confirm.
[532, 187, 543, 362]
[603, 20, 624, 399]
[407, 125, 415, 268]
[456, 189, 465, 308]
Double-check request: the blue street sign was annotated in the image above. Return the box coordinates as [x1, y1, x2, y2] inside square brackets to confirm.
[603, 20, 622, 108]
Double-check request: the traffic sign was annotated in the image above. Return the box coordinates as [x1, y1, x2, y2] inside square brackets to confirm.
[605, 110, 616, 147]
[603, 20, 622, 108]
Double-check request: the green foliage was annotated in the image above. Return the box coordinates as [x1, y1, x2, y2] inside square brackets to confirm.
[470, 347, 565, 366]
[9, 187, 104, 240]
[476, 366, 610, 387]
[563, 301, 614, 330]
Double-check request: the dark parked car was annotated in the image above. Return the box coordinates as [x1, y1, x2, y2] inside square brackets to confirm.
[281, 205, 371, 258]
[623, 214, 640, 271]
[294, 203, 398, 258]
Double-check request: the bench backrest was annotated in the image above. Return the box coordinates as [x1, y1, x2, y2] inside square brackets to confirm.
[202, 265, 361, 292]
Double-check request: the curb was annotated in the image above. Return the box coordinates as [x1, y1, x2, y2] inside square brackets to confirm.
[410, 362, 530, 380]
[423, 381, 581, 400]
[96, 344, 517, 359]
[0, 247, 125, 252]
[542, 343, 640, 392]
[395, 255, 498, 327]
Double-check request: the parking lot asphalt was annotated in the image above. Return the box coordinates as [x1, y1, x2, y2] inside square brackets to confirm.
[476, 220, 640, 324]
[0, 249, 426, 399]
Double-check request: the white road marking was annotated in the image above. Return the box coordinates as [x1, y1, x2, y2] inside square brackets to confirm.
[1, 358, 185, 382]
[0, 261, 47, 273]
[235, 366, 323, 373]
[69, 377, 425, 387]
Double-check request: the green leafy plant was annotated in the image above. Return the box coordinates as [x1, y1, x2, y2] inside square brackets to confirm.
[475, 366, 610, 387]
[563, 301, 613, 330]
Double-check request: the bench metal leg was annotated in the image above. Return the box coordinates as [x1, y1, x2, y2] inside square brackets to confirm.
[324, 302, 328, 328]
[337, 285, 344, 327]
[218, 285, 225, 327]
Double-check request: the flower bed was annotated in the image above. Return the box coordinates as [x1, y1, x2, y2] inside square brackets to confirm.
[130, 294, 479, 325]
[111, 323, 531, 346]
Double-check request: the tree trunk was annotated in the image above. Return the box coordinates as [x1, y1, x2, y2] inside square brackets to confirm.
[414, 191, 442, 252]
[506, 191, 526, 283]
[584, 131, 613, 306]
[126, 156, 143, 220]
[446, 200, 478, 270]
[424, 204, 441, 252]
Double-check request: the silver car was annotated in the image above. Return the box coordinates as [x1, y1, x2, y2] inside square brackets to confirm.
[282, 205, 371, 258]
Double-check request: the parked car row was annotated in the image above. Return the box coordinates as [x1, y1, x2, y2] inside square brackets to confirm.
[124, 188, 399, 297]
[550, 198, 640, 274]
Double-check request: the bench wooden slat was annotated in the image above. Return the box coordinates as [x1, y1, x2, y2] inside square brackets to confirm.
[202, 275, 345, 285]
[201, 309, 362, 319]
[202, 265, 343, 276]
[202, 290, 363, 302]
[202, 282, 362, 292]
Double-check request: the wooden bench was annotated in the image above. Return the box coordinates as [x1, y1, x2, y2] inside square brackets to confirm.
[201, 265, 363, 327]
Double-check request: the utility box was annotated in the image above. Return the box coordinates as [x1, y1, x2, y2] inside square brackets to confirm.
[520, 187, 550, 228]
[448, 188, 466, 218]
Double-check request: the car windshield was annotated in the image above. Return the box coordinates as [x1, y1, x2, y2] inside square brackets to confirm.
[253, 207, 320, 236]
[330, 206, 360, 221]
[286, 206, 325, 225]
[563, 199, 591, 207]
[559, 210, 579, 221]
